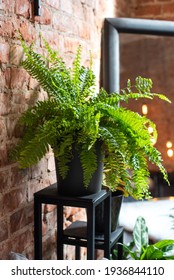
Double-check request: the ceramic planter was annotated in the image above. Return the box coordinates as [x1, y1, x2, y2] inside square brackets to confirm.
[55, 141, 104, 196]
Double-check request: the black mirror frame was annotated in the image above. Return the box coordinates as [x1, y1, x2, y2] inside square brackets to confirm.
[103, 18, 174, 93]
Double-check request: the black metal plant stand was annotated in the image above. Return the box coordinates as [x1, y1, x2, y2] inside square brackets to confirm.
[34, 183, 123, 260]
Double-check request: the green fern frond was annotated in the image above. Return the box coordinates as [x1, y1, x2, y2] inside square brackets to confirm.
[21, 51, 60, 100]
[21, 40, 74, 103]
[53, 135, 74, 178]
[103, 152, 129, 189]
[135, 76, 153, 93]
[120, 76, 171, 104]
[79, 66, 96, 99]
[40, 35, 61, 64]
[13, 38, 170, 199]
[15, 126, 51, 168]
[20, 99, 60, 127]
[99, 126, 120, 152]
[80, 144, 98, 187]
[72, 45, 82, 85]
[150, 93, 171, 103]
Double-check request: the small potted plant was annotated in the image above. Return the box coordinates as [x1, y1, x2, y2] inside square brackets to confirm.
[12, 37, 170, 199]
[112, 216, 174, 260]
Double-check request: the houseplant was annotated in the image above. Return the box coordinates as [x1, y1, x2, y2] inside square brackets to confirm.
[112, 216, 174, 260]
[12, 37, 170, 198]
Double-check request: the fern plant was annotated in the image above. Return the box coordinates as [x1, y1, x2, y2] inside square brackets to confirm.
[12, 38, 171, 199]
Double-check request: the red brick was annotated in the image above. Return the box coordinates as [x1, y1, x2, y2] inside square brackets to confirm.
[0, 145, 8, 167]
[162, 3, 174, 14]
[3, 188, 27, 213]
[0, 118, 7, 144]
[18, 20, 36, 42]
[43, 234, 57, 259]
[78, 22, 91, 40]
[0, 42, 9, 64]
[82, 4, 94, 22]
[9, 44, 23, 66]
[10, 93, 26, 114]
[34, 6, 51, 25]
[45, 0, 60, 10]
[0, 20, 14, 38]
[63, 206, 82, 219]
[83, 0, 95, 7]
[52, 13, 78, 34]
[31, 158, 48, 179]
[10, 67, 29, 89]
[0, 169, 10, 193]
[11, 229, 33, 254]
[134, 4, 162, 17]
[11, 166, 29, 188]
[73, 2, 85, 19]
[28, 76, 39, 90]
[15, 0, 31, 18]
[42, 210, 57, 237]
[0, 240, 12, 259]
[42, 219, 48, 236]
[4, 68, 11, 89]
[40, 30, 62, 51]
[10, 203, 33, 234]
[5, 116, 22, 140]
[138, 0, 155, 4]
[0, 197, 4, 219]
[64, 37, 82, 53]
[0, 0, 15, 13]
[0, 68, 5, 90]
[0, 219, 8, 242]
[161, 14, 174, 20]
[44, 204, 56, 213]
[27, 178, 49, 202]
[60, 0, 73, 14]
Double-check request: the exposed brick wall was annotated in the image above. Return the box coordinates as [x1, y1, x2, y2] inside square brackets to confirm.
[1, 0, 174, 260]
[129, 0, 174, 20]
[116, 0, 174, 20]
[0, 0, 118, 260]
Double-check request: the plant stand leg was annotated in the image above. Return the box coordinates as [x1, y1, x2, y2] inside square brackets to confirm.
[86, 205, 95, 259]
[34, 197, 42, 259]
[57, 203, 64, 259]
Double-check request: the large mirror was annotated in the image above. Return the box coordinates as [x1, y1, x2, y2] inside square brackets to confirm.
[103, 18, 174, 196]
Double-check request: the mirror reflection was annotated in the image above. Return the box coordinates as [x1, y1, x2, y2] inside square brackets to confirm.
[120, 34, 174, 196]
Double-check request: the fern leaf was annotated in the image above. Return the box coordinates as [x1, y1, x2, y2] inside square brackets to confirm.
[80, 144, 98, 187]
[54, 135, 74, 178]
[72, 45, 82, 81]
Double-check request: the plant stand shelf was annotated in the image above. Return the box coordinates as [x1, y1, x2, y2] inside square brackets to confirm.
[64, 221, 124, 259]
[34, 183, 123, 260]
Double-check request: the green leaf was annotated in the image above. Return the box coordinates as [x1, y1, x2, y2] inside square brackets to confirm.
[153, 239, 174, 249]
[140, 245, 164, 260]
[133, 216, 149, 252]
[118, 243, 139, 260]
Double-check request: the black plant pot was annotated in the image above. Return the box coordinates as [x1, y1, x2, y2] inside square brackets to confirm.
[55, 141, 104, 196]
[95, 190, 123, 233]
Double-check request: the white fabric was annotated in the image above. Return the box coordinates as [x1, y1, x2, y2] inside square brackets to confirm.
[9, 252, 28, 260]
[119, 198, 174, 241]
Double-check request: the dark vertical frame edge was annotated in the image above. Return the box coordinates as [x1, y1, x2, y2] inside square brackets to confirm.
[34, 0, 41, 16]
[102, 17, 174, 93]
